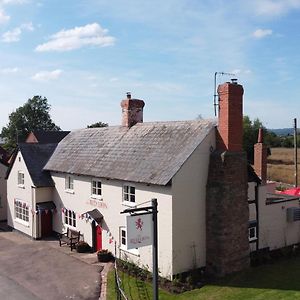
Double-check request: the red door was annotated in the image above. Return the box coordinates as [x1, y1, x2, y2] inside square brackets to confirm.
[41, 211, 52, 237]
[96, 225, 102, 251]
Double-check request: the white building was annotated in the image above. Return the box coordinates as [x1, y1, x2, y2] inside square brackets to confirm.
[7, 81, 300, 279]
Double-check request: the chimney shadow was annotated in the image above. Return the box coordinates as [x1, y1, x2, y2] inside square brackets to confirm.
[208, 255, 300, 293]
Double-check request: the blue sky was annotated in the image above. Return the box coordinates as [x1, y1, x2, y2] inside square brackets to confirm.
[0, 0, 300, 130]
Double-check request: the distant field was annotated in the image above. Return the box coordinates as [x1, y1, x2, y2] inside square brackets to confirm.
[268, 148, 300, 185]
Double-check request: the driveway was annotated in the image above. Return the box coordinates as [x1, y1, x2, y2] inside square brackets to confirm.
[0, 231, 101, 300]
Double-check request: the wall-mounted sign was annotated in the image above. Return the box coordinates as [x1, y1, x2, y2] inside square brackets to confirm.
[126, 213, 152, 250]
[86, 199, 108, 209]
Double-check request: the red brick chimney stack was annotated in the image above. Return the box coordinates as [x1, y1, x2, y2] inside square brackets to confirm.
[254, 127, 267, 184]
[217, 80, 244, 152]
[121, 92, 145, 128]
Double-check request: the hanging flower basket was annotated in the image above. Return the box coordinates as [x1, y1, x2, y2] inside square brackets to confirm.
[97, 249, 112, 262]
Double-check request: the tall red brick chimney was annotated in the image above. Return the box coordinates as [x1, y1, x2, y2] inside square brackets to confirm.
[217, 80, 244, 152]
[121, 92, 145, 128]
[254, 128, 267, 183]
[206, 80, 249, 277]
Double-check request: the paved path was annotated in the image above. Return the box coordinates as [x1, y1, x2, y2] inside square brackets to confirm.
[0, 231, 102, 300]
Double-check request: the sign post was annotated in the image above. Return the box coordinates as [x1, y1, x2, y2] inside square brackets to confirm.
[121, 198, 159, 300]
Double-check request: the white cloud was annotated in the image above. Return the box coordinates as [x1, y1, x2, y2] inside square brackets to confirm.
[253, 0, 300, 16]
[31, 69, 62, 81]
[35, 23, 115, 52]
[2, 22, 34, 43]
[0, 8, 10, 23]
[2, 27, 21, 42]
[0, 67, 19, 73]
[253, 28, 273, 38]
[21, 22, 34, 31]
[0, 0, 27, 4]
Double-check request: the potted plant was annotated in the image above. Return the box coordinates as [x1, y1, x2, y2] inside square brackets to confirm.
[76, 241, 91, 253]
[97, 249, 112, 262]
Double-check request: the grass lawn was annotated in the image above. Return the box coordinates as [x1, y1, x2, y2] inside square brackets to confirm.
[107, 256, 300, 299]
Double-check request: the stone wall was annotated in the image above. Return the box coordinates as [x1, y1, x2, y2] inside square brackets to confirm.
[206, 150, 250, 277]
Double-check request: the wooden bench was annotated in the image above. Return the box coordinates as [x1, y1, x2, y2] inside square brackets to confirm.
[58, 228, 80, 251]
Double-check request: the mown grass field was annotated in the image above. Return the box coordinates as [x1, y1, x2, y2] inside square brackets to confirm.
[107, 256, 300, 300]
[268, 147, 300, 185]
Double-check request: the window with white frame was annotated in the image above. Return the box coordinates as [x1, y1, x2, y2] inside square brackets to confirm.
[248, 226, 257, 241]
[15, 200, 29, 223]
[123, 185, 135, 203]
[17, 171, 24, 186]
[65, 175, 74, 191]
[64, 209, 76, 227]
[120, 227, 139, 255]
[91, 179, 102, 197]
[121, 228, 127, 248]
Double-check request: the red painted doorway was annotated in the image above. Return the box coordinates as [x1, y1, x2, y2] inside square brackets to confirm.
[41, 210, 52, 237]
[96, 225, 102, 251]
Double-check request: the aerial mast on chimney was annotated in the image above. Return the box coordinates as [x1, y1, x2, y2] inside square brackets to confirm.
[213, 71, 236, 116]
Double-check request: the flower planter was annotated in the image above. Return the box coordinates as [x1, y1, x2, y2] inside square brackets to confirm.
[97, 250, 112, 262]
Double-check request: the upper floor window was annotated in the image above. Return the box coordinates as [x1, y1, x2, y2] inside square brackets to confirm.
[123, 185, 135, 203]
[64, 209, 76, 228]
[91, 179, 102, 198]
[65, 175, 74, 191]
[18, 171, 24, 186]
[15, 200, 29, 223]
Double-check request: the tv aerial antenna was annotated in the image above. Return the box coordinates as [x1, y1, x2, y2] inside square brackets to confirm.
[213, 71, 236, 116]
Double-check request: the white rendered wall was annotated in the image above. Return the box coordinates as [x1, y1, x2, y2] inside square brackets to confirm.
[171, 130, 215, 275]
[51, 172, 173, 278]
[258, 185, 300, 250]
[0, 163, 8, 221]
[248, 182, 257, 221]
[7, 152, 34, 237]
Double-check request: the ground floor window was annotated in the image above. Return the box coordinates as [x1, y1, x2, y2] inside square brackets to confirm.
[248, 226, 257, 241]
[120, 227, 139, 255]
[65, 209, 76, 227]
[121, 228, 126, 247]
[15, 200, 29, 223]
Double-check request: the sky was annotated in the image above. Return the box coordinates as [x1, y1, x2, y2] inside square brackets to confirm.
[0, 0, 300, 130]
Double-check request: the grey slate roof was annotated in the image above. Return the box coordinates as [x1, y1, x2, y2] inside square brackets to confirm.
[44, 120, 216, 185]
[29, 131, 70, 143]
[19, 143, 58, 187]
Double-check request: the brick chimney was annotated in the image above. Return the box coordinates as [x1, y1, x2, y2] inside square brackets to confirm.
[254, 128, 267, 184]
[206, 80, 249, 277]
[217, 80, 244, 152]
[121, 92, 145, 128]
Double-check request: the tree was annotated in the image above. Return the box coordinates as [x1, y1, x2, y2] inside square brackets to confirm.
[1, 96, 60, 150]
[87, 121, 108, 128]
[243, 115, 265, 163]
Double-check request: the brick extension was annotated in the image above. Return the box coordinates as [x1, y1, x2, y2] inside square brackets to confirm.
[206, 81, 250, 277]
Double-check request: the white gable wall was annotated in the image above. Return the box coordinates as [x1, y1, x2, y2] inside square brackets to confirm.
[171, 129, 215, 275]
[51, 172, 174, 278]
[7, 151, 34, 236]
[0, 163, 8, 220]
